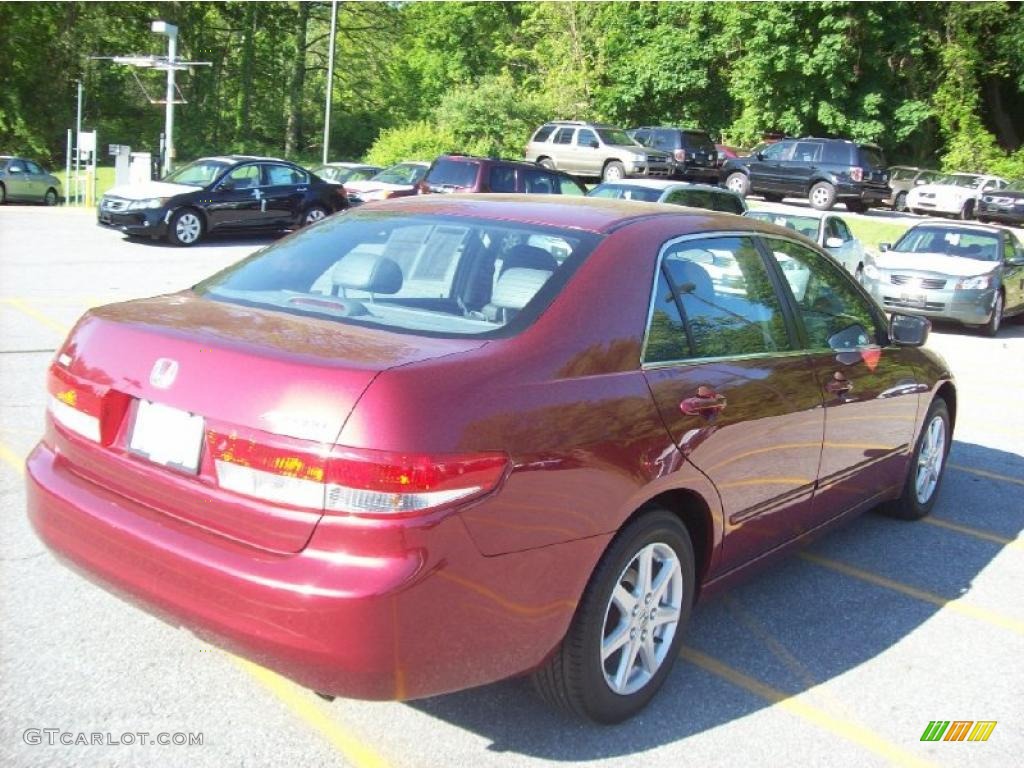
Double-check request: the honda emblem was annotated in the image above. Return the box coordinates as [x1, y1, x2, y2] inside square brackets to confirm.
[149, 358, 179, 389]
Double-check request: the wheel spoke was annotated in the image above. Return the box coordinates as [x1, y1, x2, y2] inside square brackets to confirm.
[638, 635, 659, 674]
[612, 583, 636, 616]
[650, 605, 681, 627]
[637, 546, 654, 597]
[650, 556, 678, 604]
[614, 640, 639, 690]
[602, 622, 631, 661]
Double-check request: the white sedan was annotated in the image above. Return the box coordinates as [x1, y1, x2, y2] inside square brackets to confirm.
[906, 173, 1008, 220]
[744, 210, 867, 280]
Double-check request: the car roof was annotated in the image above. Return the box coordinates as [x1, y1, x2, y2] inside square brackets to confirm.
[355, 194, 762, 235]
[320, 162, 378, 169]
[632, 126, 710, 133]
[906, 220, 1005, 235]
[746, 209, 825, 220]
[199, 155, 289, 165]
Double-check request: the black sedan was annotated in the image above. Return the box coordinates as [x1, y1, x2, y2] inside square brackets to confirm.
[979, 180, 1024, 226]
[97, 155, 348, 246]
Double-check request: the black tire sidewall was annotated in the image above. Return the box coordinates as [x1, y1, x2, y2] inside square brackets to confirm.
[726, 172, 749, 197]
[168, 208, 203, 247]
[603, 161, 625, 182]
[809, 182, 836, 210]
[304, 205, 327, 225]
[899, 399, 951, 518]
[895, 192, 907, 211]
[570, 510, 695, 723]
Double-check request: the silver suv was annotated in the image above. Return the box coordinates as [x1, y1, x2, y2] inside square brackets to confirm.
[525, 121, 672, 182]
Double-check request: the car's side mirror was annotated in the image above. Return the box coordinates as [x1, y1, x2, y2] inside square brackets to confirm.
[1009, 256, 1024, 267]
[755, 151, 765, 161]
[587, 140, 599, 149]
[8, 165, 23, 174]
[879, 243, 891, 252]
[890, 313, 930, 347]
[914, 179, 927, 185]
[218, 179, 235, 191]
[825, 236, 843, 249]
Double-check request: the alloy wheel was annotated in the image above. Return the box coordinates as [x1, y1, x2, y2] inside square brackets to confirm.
[811, 186, 831, 208]
[304, 207, 326, 224]
[600, 541, 683, 696]
[175, 213, 201, 244]
[914, 414, 946, 504]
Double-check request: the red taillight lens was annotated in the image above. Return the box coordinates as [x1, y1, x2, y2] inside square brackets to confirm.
[851, 166, 864, 182]
[46, 364, 126, 443]
[674, 149, 687, 162]
[207, 430, 509, 516]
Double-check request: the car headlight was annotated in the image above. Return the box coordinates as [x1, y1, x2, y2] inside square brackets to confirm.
[1015, 200, 1024, 207]
[632, 154, 647, 162]
[956, 274, 993, 290]
[863, 263, 880, 280]
[126, 198, 168, 210]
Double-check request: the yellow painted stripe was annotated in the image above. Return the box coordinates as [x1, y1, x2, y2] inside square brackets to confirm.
[949, 463, 1024, 488]
[800, 553, 1024, 636]
[922, 516, 1023, 550]
[4, 298, 69, 335]
[231, 657, 389, 768]
[681, 647, 937, 768]
[0, 440, 25, 475]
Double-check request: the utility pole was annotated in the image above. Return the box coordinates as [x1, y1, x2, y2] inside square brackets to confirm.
[322, 0, 338, 165]
[152, 21, 178, 175]
[75, 79, 83, 203]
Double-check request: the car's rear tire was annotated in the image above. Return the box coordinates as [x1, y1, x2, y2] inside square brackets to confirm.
[602, 161, 625, 182]
[894, 192, 908, 212]
[531, 508, 695, 724]
[167, 208, 204, 247]
[959, 200, 975, 220]
[878, 398, 950, 520]
[845, 200, 867, 213]
[979, 290, 1003, 337]
[43, 188, 58, 206]
[537, 157, 555, 170]
[0, 183, 6, 205]
[809, 182, 836, 211]
[725, 172, 750, 197]
[302, 204, 328, 226]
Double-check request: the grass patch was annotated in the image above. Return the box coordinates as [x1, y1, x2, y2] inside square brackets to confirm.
[845, 217, 911, 252]
[54, 166, 117, 204]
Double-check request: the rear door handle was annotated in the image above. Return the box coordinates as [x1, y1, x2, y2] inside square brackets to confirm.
[825, 372, 853, 395]
[680, 386, 727, 416]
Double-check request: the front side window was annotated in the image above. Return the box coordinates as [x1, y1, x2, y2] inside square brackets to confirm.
[195, 213, 601, 337]
[644, 236, 792, 363]
[761, 141, 793, 161]
[576, 129, 598, 147]
[25, 161, 43, 174]
[264, 164, 307, 186]
[766, 238, 879, 351]
[488, 165, 516, 193]
[791, 142, 822, 163]
[223, 164, 261, 189]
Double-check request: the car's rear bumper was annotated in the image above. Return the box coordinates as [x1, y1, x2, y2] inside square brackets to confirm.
[626, 162, 673, 178]
[673, 164, 720, 181]
[835, 183, 889, 203]
[97, 209, 168, 237]
[26, 441, 602, 700]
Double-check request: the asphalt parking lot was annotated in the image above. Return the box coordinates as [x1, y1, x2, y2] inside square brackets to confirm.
[1, 204, 1022, 768]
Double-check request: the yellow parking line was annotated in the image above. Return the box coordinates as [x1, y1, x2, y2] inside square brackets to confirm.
[0, 440, 25, 475]
[4, 298, 69, 335]
[231, 657, 389, 768]
[681, 647, 937, 768]
[922, 516, 1023, 550]
[949, 463, 1024, 488]
[800, 552, 1024, 636]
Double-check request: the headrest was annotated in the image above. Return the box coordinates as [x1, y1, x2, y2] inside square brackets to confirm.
[332, 253, 403, 294]
[672, 260, 714, 298]
[491, 268, 552, 310]
[501, 244, 559, 274]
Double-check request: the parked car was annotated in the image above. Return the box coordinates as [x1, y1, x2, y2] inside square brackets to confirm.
[421, 155, 587, 195]
[525, 120, 672, 181]
[978, 180, 1024, 225]
[627, 126, 720, 182]
[906, 173, 1010, 220]
[715, 144, 741, 163]
[863, 221, 1024, 335]
[311, 162, 382, 185]
[721, 137, 890, 212]
[0, 155, 62, 205]
[883, 166, 941, 212]
[744, 210, 866, 279]
[97, 155, 347, 246]
[343, 162, 429, 205]
[588, 179, 746, 214]
[28, 194, 954, 724]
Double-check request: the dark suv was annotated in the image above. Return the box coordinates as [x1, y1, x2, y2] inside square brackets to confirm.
[421, 155, 587, 196]
[720, 138, 889, 212]
[628, 127, 720, 182]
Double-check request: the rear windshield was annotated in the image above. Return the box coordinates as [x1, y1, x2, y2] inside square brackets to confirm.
[195, 213, 602, 338]
[746, 211, 820, 239]
[671, 189, 744, 214]
[893, 226, 1000, 261]
[372, 164, 426, 185]
[858, 145, 885, 168]
[426, 159, 480, 190]
[587, 184, 662, 202]
[681, 131, 715, 151]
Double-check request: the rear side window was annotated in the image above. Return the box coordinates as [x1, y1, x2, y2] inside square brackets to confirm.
[488, 165, 516, 193]
[681, 131, 715, 151]
[197, 213, 602, 337]
[644, 236, 792, 362]
[553, 128, 575, 145]
[858, 146, 886, 169]
[532, 125, 556, 143]
[523, 169, 559, 194]
[821, 143, 853, 164]
[264, 164, 307, 186]
[426, 159, 479, 190]
[792, 142, 822, 163]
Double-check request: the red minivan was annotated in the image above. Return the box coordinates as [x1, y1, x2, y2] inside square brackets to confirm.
[27, 195, 955, 722]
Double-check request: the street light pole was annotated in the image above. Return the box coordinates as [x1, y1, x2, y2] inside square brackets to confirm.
[75, 79, 83, 203]
[152, 21, 179, 176]
[322, 0, 338, 165]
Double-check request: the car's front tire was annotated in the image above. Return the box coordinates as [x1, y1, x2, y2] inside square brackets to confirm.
[167, 208, 204, 247]
[532, 508, 694, 723]
[303, 204, 328, 226]
[879, 398, 950, 520]
[978, 290, 1003, 337]
[537, 157, 555, 170]
[725, 172, 750, 197]
[894, 192, 908, 212]
[959, 200, 975, 220]
[602, 161, 625, 182]
[809, 182, 836, 211]
[43, 188, 58, 206]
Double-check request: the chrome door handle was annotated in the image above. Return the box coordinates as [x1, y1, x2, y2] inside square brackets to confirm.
[825, 372, 853, 395]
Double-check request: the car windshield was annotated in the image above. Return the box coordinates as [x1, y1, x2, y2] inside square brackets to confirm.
[597, 128, 639, 147]
[1005, 180, 1024, 192]
[372, 164, 426, 185]
[893, 226, 1000, 262]
[938, 174, 985, 189]
[312, 166, 340, 181]
[745, 212, 820, 239]
[587, 184, 662, 202]
[195, 212, 601, 337]
[164, 160, 229, 187]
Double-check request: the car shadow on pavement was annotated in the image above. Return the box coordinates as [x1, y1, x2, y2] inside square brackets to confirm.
[405, 438, 1022, 759]
[119, 231, 286, 249]
[930, 318, 1024, 339]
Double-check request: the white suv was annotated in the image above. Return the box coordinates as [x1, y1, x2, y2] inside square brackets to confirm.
[525, 121, 672, 182]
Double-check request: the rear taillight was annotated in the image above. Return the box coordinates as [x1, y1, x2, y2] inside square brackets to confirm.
[47, 367, 102, 442]
[674, 149, 687, 162]
[851, 166, 864, 182]
[207, 430, 509, 517]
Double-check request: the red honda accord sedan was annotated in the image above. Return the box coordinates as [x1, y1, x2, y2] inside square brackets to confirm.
[27, 195, 954, 723]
